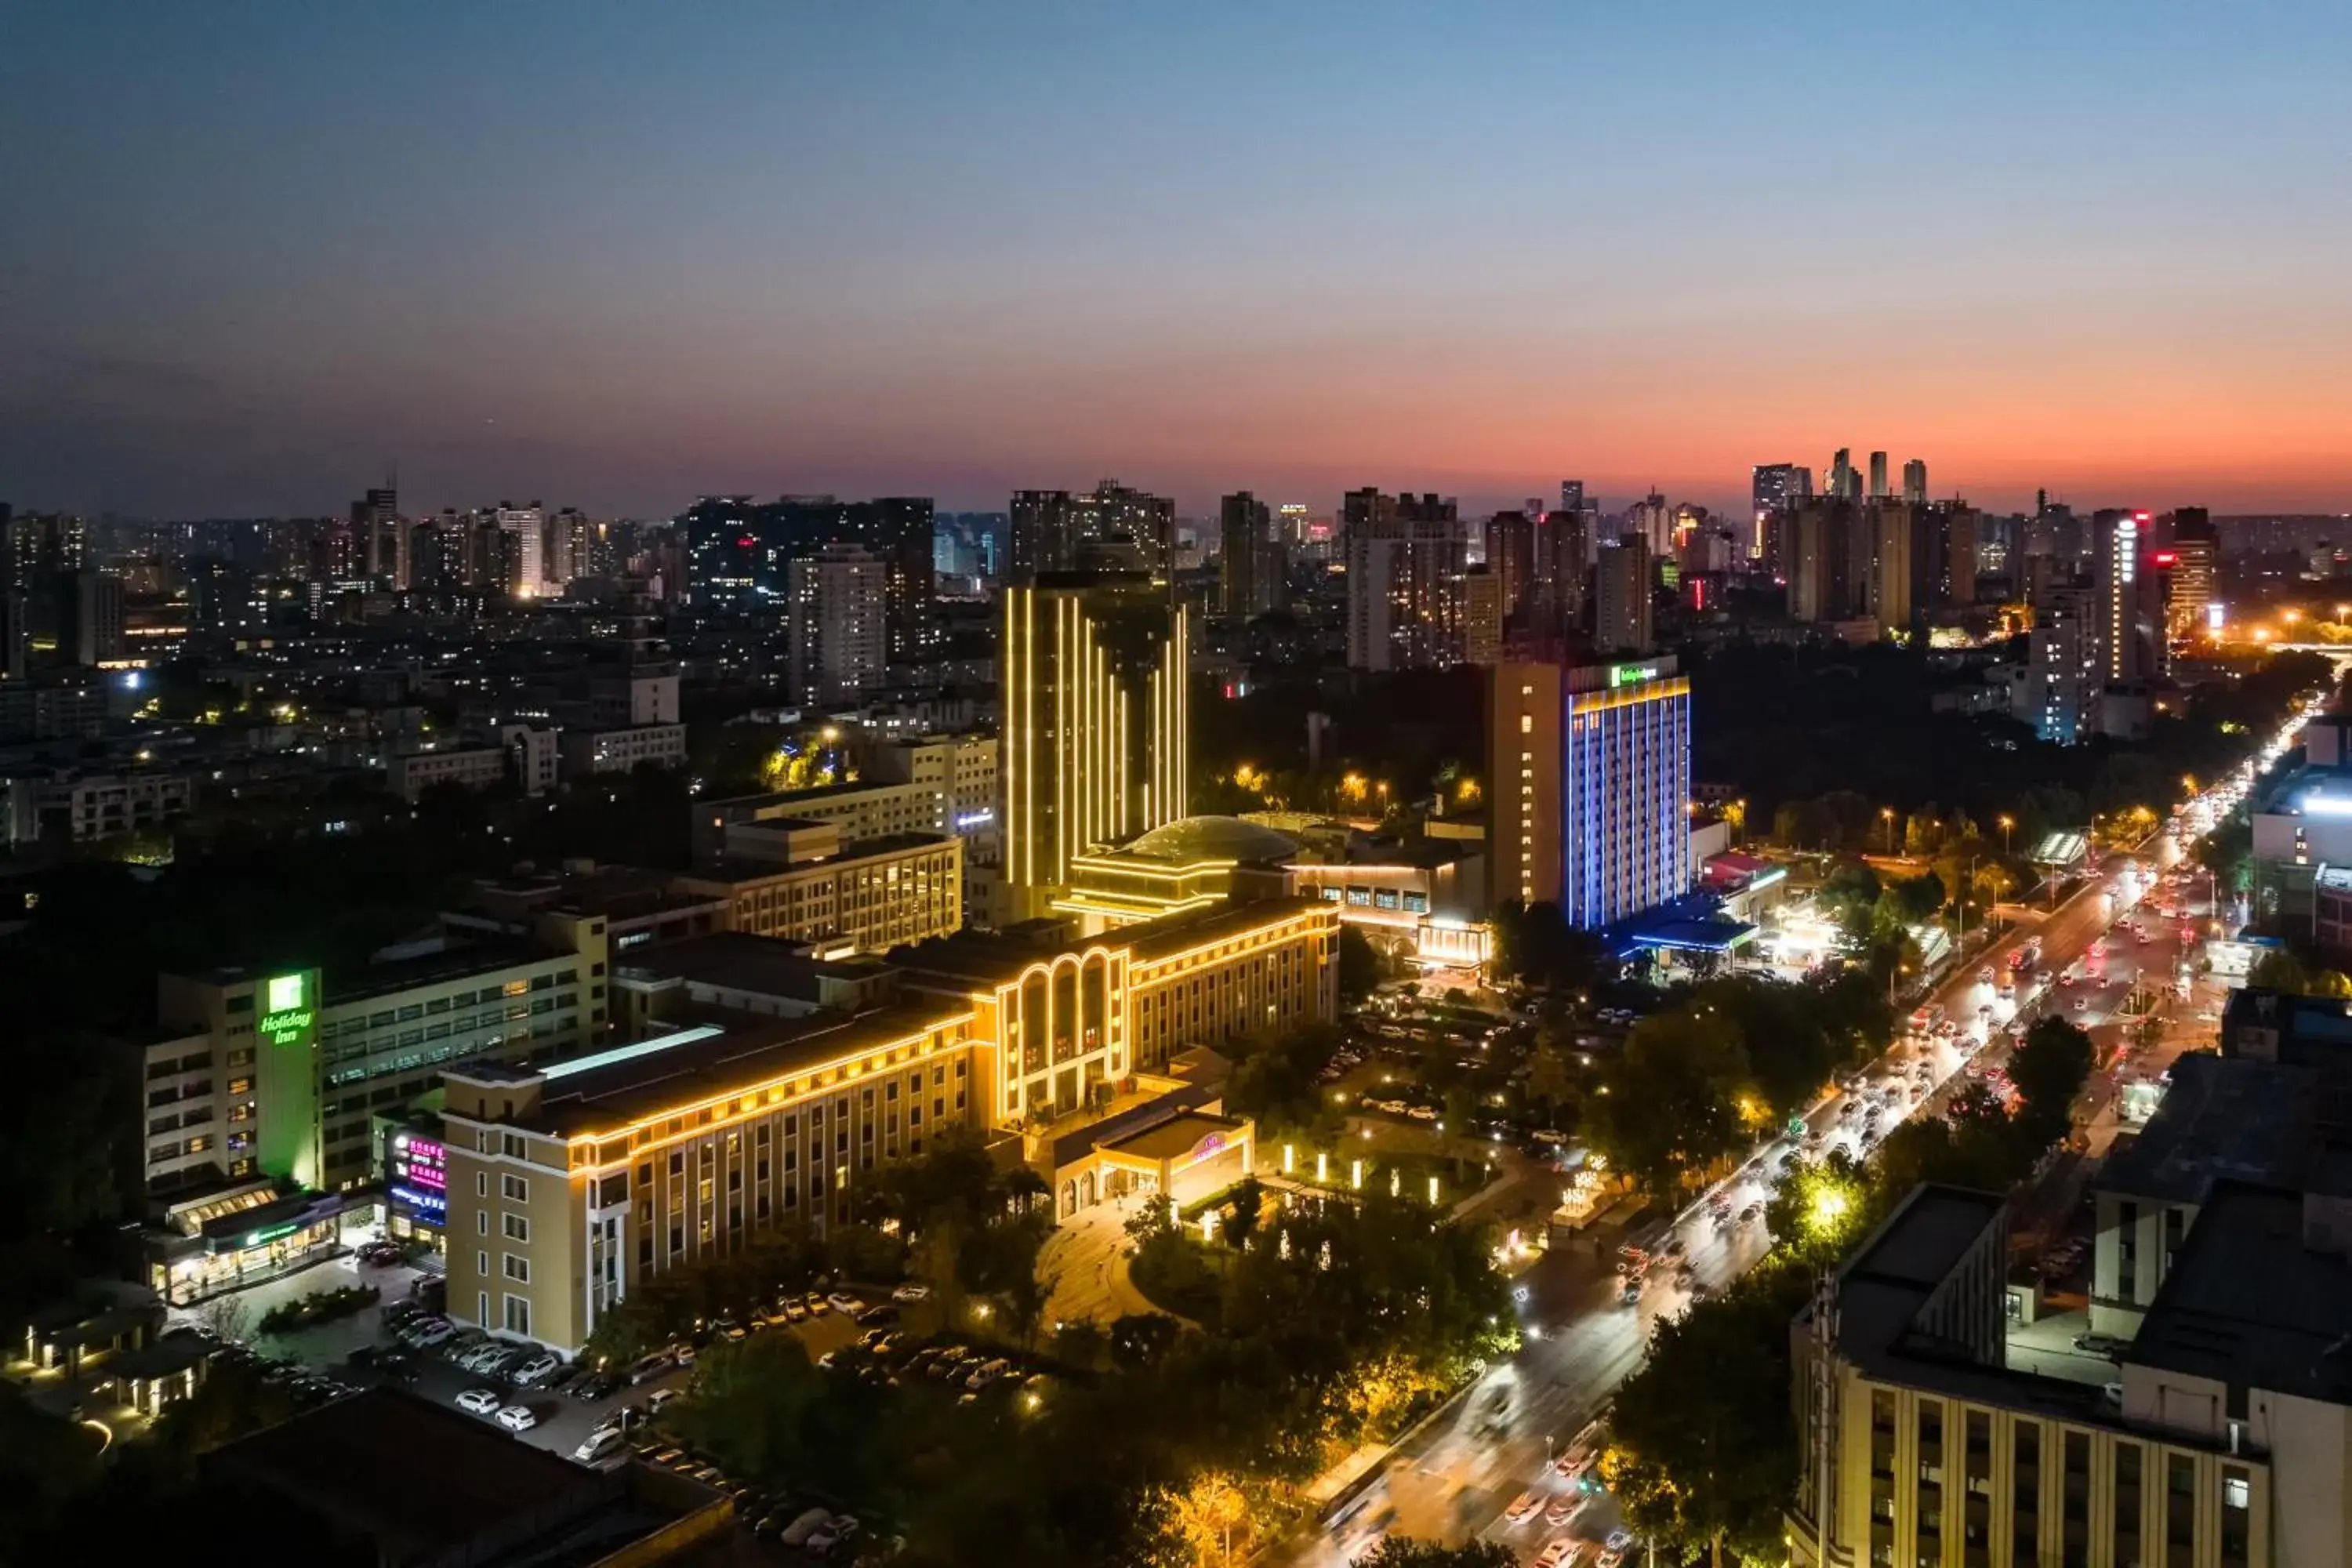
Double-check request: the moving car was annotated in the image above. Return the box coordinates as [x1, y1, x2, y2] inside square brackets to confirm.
[1534, 1540, 1583, 1568]
[1505, 1491, 1543, 1524]
[456, 1387, 503, 1415]
[495, 1404, 538, 1432]
[891, 1282, 933, 1302]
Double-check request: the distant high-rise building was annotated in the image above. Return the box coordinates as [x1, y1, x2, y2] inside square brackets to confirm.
[1462, 568, 1503, 666]
[1277, 503, 1311, 548]
[2092, 510, 2168, 695]
[64, 570, 124, 666]
[1559, 480, 1585, 514]
[1218, 492, 1281, 618]
[1000, 573, 1189, 921]
[1485, 510, 1536, 626]
[1343, 489, 1465, 670]
[1489, 659, 1691, 925]
[2167, 508, 2217, 640]
[1009, 481, 1174, 585]
[1867, 451, 1889, 502]
[351, 485, 403, 588]
[1625, 492, 1674, 557]
[494, 503, 546, 598]
[1751, 463, 1810, 559]
[1871, 503, 1915, 630]
[786, 543, 889, 705]
[1789, 499, 1859, 622]
[1827, 449, 1857, 503]
[1594, 535, 1654, 655]
[2027, 583, 2099, 743]
[1901, 458, 1928, 506]
[1539, 507, 1593, 633]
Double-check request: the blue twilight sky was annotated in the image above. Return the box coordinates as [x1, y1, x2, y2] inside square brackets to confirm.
[5, 2, 2351, 520]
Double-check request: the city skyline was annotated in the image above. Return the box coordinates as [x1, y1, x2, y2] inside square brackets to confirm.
[8, 3, 2352, 518]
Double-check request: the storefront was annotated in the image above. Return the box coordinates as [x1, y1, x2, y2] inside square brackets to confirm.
[146, 1185, 358, 1305]
[383, 1120, 448, 1246]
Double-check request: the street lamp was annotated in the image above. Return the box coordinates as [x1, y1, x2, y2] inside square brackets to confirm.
[1998, 815, 2015, 858]
[1882, 807, 1896, 855]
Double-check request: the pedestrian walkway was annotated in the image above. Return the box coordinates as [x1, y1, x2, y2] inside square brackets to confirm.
[1038, 1197, 1180, 1328]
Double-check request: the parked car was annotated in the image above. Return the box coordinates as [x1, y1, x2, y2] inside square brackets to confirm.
[495, 1404, 538, 1432]
[456, 1388, 503, 1415]
[648, 1388, 681, 1414]
[808, 1515, 862, 1557]
[405, 1319, 455, 1348]
[778, 1508, 836, 1548]
[891, 1282, 932, 1303]
[2074, 1332, 2129, 1359]
[574, 1428, 626, 1464]
[826, 1292, 863, 1316]
[512, 1353, 562, 1387]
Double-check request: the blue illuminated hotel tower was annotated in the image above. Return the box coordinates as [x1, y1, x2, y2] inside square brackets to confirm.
[1487, 656, 1692, 927]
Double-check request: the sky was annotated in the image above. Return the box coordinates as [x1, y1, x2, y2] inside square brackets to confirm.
[5, 2, 2352, 521]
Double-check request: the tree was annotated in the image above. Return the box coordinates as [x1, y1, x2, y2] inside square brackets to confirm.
[1338, 926, 1384, 1006]
[1586, 1011, 1748, 1198]
[2010, 1017, 2096, 1147]
[1163, 1469, 1251, 1566]
[1352, 1538, 1516, 1568]
[1221, 1177, 1267, 1251]
[1606, 1263, 1812, 1564]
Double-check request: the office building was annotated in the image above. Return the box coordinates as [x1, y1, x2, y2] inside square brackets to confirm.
[64, 569, 124, 666]
[672, 827, 963, 954]
[1218, 491, 1282, 618]
[1593, 534, 1653, 655]
[2168, 508, 2217, 640]
[1342, 489, 1466, 671]
[1788, 1180, 2307, 1568]
[438, 897, 1335, 1352]
[786, 542, 890, 705]
[1484, 510, 1535, 626]
[1000, 572, 1188, 920]
[1902, 457, 1929, 506]
[350, 485, 403, 588]
[2, 768, 195, 847]
[1867, 450, 1889, 502]
[1489, 657, 1691, 927]
[1559, 480, 1585, 514]
[559, 724, 687, 778]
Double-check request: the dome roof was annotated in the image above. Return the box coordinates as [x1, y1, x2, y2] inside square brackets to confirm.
[1124, 815, 1301, 865]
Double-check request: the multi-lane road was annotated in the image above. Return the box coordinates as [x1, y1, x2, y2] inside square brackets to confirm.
[1292, 701, 2314, 1567]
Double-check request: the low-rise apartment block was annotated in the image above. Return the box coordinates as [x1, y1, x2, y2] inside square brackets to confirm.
[672, 829, 962, 954]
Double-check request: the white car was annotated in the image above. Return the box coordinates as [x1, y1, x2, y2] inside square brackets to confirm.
[648, 1388, 681, 1414]
[891, 1283, 933, 1303]
[573, 1428, 626, 1464]
[495, 1404, 539, 1432]
[405, 1318, 454, 1348]
[826, 1292, 864, 1316]
[512, 1353, 561, 1386]
[456, 1387, 503, 1415]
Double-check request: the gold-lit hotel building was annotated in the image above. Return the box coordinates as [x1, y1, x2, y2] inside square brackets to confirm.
[1000, 572, 1189, 922]
[441, 896, 1338, 1353]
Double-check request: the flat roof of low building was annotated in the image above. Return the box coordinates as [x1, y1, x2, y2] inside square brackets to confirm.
[676, 831, 955, 884]
[510, 1003, 964, 1138]
[206, 1388, 608, 1563]
[1814, 1184, 2116, 1425]
[621, 933, 887, 1000]
[2130, 1181, 2352, 1406]
[325, 936, 564, 1006]
[2099, 1051, 2315, 1205]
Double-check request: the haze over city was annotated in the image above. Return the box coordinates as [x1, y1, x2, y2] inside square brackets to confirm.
[7, 1, 2352, 518]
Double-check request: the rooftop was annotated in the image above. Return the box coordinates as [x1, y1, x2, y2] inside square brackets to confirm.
[1102, 1110, 1246, 1164]
[1121, 814, 1301, 865]
[622, 931, 888, 1001]
[892, 895, 1327, 988]
[205, 1388, 619, 1565]
[506, 1003, 964, 1138]
[676, 831, 954, 884]
[323, 935, 562, 1007]
[2100, 1051, 2316, 1205]
[2130, 1181, 2352, 1406]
